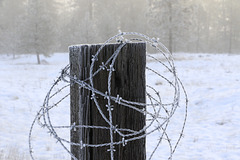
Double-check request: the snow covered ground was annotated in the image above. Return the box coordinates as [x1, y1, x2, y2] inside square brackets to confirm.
[0, 53, 240, 160]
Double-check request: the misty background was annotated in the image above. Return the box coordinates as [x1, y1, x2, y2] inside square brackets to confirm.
[0, 0, 239, 63]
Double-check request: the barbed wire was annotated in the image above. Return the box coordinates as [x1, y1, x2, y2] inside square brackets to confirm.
[29, 31, 188, 160]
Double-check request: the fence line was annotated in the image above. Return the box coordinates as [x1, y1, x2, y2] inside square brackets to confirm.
[29, 31, 188, 160]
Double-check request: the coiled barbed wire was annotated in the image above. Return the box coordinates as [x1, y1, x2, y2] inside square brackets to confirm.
[29, 31, 188, 160]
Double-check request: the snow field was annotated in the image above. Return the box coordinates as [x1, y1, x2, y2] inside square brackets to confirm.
[0, 53, 240, 159]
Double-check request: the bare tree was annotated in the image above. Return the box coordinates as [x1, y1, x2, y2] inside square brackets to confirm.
[147, 0, 194, 53]
[0, 0, 25, 57]
[21, 0, 58, 64]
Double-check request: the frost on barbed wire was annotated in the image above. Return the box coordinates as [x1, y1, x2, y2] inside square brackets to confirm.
[29, 32, 188, 160]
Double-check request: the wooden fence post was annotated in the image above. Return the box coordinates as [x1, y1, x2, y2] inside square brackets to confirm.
[69, 43, 146, 160]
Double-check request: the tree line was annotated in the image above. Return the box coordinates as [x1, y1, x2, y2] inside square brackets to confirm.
[0, 0, 239, 62]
